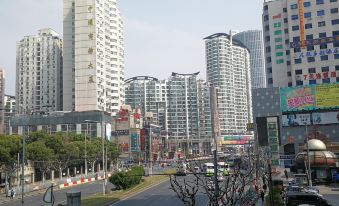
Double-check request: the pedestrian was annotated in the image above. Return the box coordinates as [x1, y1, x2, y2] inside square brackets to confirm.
[263, 183, 267, 193]
[260, 190, 265, 203]
[284, 169, 288, 180]
[10, 189, 15, 199]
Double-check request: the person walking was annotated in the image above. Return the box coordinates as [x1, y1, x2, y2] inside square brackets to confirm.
[10, 189, 15, 199]
[263, 183, 267, 193]
[260, 190, 265, 204]
[284, 169, 288, 180]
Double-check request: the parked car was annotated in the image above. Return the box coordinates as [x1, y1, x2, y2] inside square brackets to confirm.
[285, 191, 332, 206]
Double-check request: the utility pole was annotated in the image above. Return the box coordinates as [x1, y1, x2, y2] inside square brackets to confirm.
[268, 160, 274, 206]
[213, 150, 219, 206]
[21, 128, 25, 205]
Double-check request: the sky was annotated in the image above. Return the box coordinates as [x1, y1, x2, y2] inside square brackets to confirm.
[0, 0, 263, 95]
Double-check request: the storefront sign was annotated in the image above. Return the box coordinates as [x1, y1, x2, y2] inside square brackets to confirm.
[282, 114, 311, 127]
[280, 86, 315, 112]
[289, 36, 339, 48]
[315, 84, 339, 109]
[312, 112, 339, 125]
[302, 71, 339, 80]
[112, 130, 129, 136]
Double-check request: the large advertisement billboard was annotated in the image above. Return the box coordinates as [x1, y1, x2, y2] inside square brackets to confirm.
[312, 112, 339, 125]
[219, 135, 254, 145]
[280, 83, 339, 112]
[282, 114, 311, 127]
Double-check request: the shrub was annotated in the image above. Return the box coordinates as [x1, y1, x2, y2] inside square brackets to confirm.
[109, 166, 145, 190]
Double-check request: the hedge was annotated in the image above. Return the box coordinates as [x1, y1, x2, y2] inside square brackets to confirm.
[109, 166, 145, 190]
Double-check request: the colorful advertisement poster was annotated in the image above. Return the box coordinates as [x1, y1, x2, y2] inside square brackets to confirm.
[220, 135, 254, 145]
[282, 114, 311, 127]
[130, 133, 139, 152]
[312, 112, 339, 125]
[315, 84, 339, 109]
[280, 86, 315, 112]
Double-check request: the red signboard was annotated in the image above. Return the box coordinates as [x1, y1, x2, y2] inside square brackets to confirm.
[303, 71, 338, 80]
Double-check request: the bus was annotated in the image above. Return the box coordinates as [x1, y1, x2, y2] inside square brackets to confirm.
[203, 162, 230, 177]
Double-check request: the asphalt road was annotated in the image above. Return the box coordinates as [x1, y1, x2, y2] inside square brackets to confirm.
[111, 175, 208, 206]
[1, 180, 112, 206]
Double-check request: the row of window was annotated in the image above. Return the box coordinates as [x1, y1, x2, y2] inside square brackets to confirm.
[295, 65, 339, 75]
[295, 77, 339, 86]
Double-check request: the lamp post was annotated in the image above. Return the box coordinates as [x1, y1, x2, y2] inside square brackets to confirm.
[149, 124, 161, 176]
[302, 117, 312, 187]
[83, 121, 89, 176]
[84, 118, 107, 195]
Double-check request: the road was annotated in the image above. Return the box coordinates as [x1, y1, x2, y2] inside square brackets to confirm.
[111, 176, 208, 206]
[1, 180, 112, 206]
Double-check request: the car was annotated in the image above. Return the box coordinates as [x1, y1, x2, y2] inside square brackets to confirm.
[285, 191, 332, 206]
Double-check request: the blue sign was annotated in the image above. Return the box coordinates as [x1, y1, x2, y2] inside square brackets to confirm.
[294, 48, 339, 59]
[290, 36, 339, 48]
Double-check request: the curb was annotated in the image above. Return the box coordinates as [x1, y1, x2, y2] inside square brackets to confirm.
[59, 174, 112, 189]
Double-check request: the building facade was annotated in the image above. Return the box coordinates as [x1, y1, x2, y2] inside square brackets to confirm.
[0, 69, 4, 134]
[63, 0, 125, 114]
[204, 33, 253, 135]
[4, 95, 15, 134]
[16, 29, 62, 114]
[263, 0, 339, 88]
[234, 30, 267, 89]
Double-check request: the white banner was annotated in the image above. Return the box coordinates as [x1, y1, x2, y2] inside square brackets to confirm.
[282, 114, 311, 127]
[312, 112, 339, 125]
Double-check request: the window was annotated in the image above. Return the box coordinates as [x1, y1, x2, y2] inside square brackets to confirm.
[275, 37, 282, 42]
[292, 25, 299, 31]
[295, 69, 303, 75]
[265, 25, 270, 31]
[335, 54, 339, 59]
[266, 46, 271, 52]
[288, 82, 293, 87]
[284, 18, 288, 23]
[268, 78, 273, 84]
[303, 2, 311, 7]
[318, 21, 326, 27]
[291, 4, 298, 9]
[287, 60, 291, 66]
[309, 68, 316, 73]
[284, 28, 289, 33]
[307, 45, 314, 51]
[274, 22, 281, 28]
[320, 55, 328, 61]
[306, 34, 313, 39]
[317, 10, 325, 16]
[319, 32, 327, 38]
[285, 39, 289, 44]
[283, 7, 287, 12]
[304, 12, 312, 18]
[276, 45, 283, 50]
[264, 15, 269, 21]
[275, 30, 282, 35]
[294, 47, 301, 52]
[322, 78, 330, 83]
[316, 0, 324, 4]
[333, 30, 339, 35]
[305, 23, 313, 29]
[331, 0, 337, 2]
[267, 57, 272, 63]
[276, 59, 284, 64]
[264, 5, 268, 10]
[287, 71, 291, 76]
[309, 80, 316, 85]
[266, 36, 270, 42]
[296, 80, 303, 86]
[331, 8, 338, 14]
[336, 65, 339, 71]
[276, 52, 283, 56]
[321, 66, 329, 72]
[332, 19, 339, 25]
[295, 58, 302, 64]
[267, 67, 272, 73]
[337, 77, 339, 82]
[320, 44, 327, 49]
[308, 57, 315, 62]
[286, 50, 290, 55]
[293, 36, 300, 42]
[291, 15, 299, 20]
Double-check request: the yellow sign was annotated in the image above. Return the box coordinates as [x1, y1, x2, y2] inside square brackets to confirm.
[315, 84, 339, 108]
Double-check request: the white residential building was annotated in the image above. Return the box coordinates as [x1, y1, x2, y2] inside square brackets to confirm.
[263, 0, 339, 87]
[0, 69, 4, 134]
[63, 0, 125, 114]
[4, 95, 15, 134]
[234, 30, 267, 89]
[204, 33, 253, 134]
[16, 29, 62, 114]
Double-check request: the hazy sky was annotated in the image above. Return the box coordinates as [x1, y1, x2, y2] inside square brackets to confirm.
[0, 0, 263, 95]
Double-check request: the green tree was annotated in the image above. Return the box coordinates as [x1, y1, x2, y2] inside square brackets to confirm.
[26, 140, 55, 184]
[0, 135, 21, 194]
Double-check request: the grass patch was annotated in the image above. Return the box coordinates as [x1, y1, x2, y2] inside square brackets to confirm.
[82, 169, 176, 206]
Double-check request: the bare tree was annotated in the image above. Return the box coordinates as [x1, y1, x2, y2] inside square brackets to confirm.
[169, 153, 258, 206]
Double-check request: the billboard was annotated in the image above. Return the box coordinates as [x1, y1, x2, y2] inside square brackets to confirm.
[312, 112, 339, 125]
[282, 114, 311, 127]
[280, 83, 339, 112]
[280, 86, 315, 112]
[220, 135, 254, 145]
[315, 84, 339, 109]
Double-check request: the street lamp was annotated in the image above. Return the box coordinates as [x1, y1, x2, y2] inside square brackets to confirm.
[149, 124, 161, 175]
[84, 119, 107, 195]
